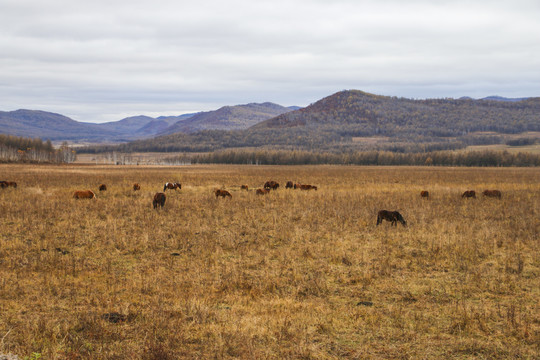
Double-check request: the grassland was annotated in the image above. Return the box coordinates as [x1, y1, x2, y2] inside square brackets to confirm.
[0, 164, 539, 359]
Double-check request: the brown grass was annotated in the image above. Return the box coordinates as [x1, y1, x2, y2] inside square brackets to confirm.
[0, 164, 539, 359]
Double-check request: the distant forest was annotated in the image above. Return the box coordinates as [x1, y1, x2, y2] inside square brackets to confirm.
[0, 134, 75, 163]
[180, 149, 540, 167]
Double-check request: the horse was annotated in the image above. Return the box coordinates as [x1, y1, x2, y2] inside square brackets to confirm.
[241, 185, 249, 190]
[483, 189, 502, 199]
[153, 192, 166, 209]
[73, 190, 96, 199]
[215, 189, 232, 198]
[462, 190, 476, 199]
[420, 190, 429, 198]
[256, 188, 270, 195]
[264, 181, 279, 190]
[163, 182, 181, 191]
[285, 181, 294, 189]
[98, 184, 107, 191]
[300, 184, 317, 191]
[0, 181, 17, 188]
[133, 183, 141, 191]
[376, 210, 407, 227]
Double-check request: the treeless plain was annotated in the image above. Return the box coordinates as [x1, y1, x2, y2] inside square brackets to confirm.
[0, 164, 538, 359]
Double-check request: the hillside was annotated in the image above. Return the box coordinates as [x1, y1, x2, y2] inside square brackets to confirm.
[0, 110, 111, 141]
[88, 90, 540, 153]
[160, 102, 295, 134]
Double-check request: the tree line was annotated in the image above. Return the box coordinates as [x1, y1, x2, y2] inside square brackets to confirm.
[0, 134, 76, 163]
[182, 149, 540, 167]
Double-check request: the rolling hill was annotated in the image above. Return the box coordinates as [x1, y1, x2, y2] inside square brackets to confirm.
[91, 90, 540, 153]
[159, 102, 296, 134]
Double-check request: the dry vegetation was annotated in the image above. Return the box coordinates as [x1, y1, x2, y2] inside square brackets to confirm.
[0, 164, 539, 359]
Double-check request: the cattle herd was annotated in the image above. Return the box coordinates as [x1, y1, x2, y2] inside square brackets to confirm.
[1, 178, 502, 227]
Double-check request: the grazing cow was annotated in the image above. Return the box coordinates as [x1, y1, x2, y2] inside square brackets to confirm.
[153, 192, 166, 209]
[483, 189, 502, 199]
[133, 183, 141, 191]
[300, 184, 317, 191]
[256, 188, 270, 195]
[215, 189, 232, 198]
[163, 182, 181, 191]
[98, 184, 107, 191]
[264, 181, 279, 190]
[420, 191, 429, 198]
[462, 190, 476, 199]
[73, 190, 96, 199]
[0, 181, 17, 188]
[376, 210, 407, 227]
[285, 181, 294, 189]
[241, 185, 249, 190]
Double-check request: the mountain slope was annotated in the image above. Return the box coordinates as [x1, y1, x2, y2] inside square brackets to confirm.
[160, 102, 295, 134]
[0, 109, 113, 141]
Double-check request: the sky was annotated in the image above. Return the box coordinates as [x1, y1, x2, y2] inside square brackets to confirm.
[1, 0, 540, 123]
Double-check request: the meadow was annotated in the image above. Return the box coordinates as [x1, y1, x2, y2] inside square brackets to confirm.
[0, 164, 539, 359]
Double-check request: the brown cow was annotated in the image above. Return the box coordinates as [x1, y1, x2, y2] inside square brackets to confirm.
[0, 181, 17, 188]
[462, 190, 476, 199]
[420, 190, 429, 198]
[300, 184, 317, 191]
[483, 190, 502, 199]
[215, 189, 232, 198]
[256, 188, 270, 195]
[163, 182, 181, 191]
[73, 190, 96, 199]
[153, 192, 166, 209]
[285, 181, 294, 189]
[376, 210, 407, 227]
[133, 183, 141, 191]
[264, 181, 279, 190]
[98, 184, 107, 191]
[293, 183, 302, 189]
[241, 185, 249, 190]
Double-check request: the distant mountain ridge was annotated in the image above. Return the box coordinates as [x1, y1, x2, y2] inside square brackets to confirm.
[96, 90, 540, 154]
[0, 102, 296, 141]
[159, 102, 295, 134]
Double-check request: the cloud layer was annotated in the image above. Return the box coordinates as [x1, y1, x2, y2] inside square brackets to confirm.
[1, 0, 539, 122]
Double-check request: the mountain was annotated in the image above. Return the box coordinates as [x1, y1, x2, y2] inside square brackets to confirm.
[159, 102, 296, 134]
[480, 96, 529, 102]
[0, 109, 111, 141]
[94, 90, 540, 153]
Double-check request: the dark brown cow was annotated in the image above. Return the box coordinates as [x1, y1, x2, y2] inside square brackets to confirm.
[133, 183, 141, 191]
[285, 181, 294, 189]
[420, 190, 429, 198]
[376, 210, 407, 227]
[300, 184, 317, 191]
[483, 189, 502, 199]
[0, 181, 17, 188]
[462, 190, 476, 199]
[163, 182, 181, 191]
[98, 184, 107, 191]
[241, 185, 249, 190]
[264, 181, 279, 190]
[153, 192, 166, 209]
[256, 188, 270, 195]
[73, 190, 96, 199]
[215, 189, 232, 198]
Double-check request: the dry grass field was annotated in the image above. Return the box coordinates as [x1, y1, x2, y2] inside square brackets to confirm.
[0, 164, 539, 359]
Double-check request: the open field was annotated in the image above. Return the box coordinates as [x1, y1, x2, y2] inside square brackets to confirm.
[1, 164, 539, 359]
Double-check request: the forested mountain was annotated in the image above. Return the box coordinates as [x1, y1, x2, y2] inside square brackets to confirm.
[159, 102, 296, 134]
[85, 90, 540, 154]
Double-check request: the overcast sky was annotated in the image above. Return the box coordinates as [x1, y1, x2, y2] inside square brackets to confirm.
[1, 0, 539, 123]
